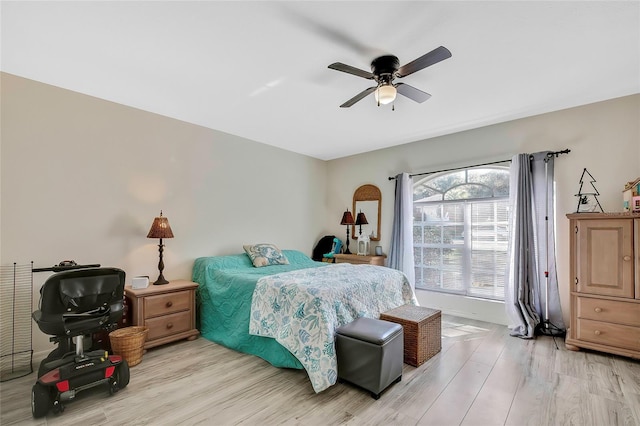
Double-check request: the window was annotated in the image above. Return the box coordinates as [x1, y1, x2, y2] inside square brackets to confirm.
[413, 167, 509, 300]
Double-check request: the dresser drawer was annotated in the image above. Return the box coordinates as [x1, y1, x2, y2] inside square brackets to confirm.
[145, 310, 192, 341]
[575, 318, 640, 350]
[143, 290, 191, 318]
[576, 297, 640, 327]
[336, 257, 368, 265]
[333, 254, 386, 266]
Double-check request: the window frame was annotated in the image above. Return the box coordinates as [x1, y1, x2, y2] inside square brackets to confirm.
[413, 166, 510, 301]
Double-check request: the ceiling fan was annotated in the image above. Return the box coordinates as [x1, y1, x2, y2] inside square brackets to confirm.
[328, 46, 452, 108]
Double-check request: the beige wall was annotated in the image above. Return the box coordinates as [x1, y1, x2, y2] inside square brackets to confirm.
[1, 73, 330, 353]
[327, 94, 640, 325]
[2, 71, 638, 353]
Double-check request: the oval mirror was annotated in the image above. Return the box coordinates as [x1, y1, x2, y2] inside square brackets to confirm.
[352, 184, 381, 242]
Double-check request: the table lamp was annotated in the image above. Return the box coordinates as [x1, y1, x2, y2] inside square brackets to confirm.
[147, 210, 174, 285]
[340, 210, 355, 254]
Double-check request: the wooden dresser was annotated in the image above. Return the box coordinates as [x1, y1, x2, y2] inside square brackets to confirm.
[125, 280, 199, 350]
[334, 253, 386, 266]
[565, 213, 640, 358]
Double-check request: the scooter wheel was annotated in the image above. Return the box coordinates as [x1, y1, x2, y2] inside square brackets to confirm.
[31, 383, 52, 418]
[116, 359, 130, 389]
[112, 359, 130, 392]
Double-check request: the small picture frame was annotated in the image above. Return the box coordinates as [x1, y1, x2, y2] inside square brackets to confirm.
[632, 196, 640, 212]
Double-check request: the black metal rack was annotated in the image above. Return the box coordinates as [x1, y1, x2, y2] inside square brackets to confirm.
[0, 262, 34, 382]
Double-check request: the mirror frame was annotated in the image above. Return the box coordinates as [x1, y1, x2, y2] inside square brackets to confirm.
[352, 184, 381, 242]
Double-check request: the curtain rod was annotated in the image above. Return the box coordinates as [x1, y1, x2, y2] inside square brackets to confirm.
[388, 149, 570, 180]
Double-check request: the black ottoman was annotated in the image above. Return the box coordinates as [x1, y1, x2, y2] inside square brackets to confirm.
[335, 317, 403, 399]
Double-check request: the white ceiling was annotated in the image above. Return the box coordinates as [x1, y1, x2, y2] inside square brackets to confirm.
[2, 1, 639, 160]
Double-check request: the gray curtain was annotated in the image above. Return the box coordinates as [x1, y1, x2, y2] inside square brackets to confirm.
[532, 152, 565, 332]
[388, 173, 415, 289]
[506, 152, 565, 338]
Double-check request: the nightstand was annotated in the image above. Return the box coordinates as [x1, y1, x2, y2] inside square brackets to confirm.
[333, 253, 387, 266]
[124, 280, 199, 350]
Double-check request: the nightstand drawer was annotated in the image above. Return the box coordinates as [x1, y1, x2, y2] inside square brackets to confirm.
[576, 297, 640, 327]
[576, 318, 640, 350]
[146, 311, 192, 341]
[144, 290, 191, 318]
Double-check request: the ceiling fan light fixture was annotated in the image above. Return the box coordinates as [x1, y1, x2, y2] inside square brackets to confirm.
[374, 84, 396, 105]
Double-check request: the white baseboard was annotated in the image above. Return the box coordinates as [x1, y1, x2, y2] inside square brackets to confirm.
[415, 289, 508, 326]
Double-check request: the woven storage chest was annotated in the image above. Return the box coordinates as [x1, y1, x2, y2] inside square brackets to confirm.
[380, 305, 441, 367]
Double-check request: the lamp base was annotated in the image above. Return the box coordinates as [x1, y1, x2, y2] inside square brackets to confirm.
[153, 274, 170, 285]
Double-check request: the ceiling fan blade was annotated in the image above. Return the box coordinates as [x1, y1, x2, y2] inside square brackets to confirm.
[328, 63, 375, 80]
[396, 46, 452, 78]
[339, 86, 377, 108]
[396, 83, 432, 103]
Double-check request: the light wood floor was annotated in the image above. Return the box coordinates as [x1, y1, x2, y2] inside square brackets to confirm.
[2, 315, 639, 425]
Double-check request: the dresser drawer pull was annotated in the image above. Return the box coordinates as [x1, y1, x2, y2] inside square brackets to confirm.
[623, 255, 631, 261]
[166, 322, 173, 329]
[166, 301, 173, 308]
[594, 330, 601, 336]
[594, 307, 602, 313]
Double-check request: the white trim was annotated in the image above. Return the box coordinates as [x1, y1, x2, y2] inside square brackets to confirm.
[415, 289, 508, 325]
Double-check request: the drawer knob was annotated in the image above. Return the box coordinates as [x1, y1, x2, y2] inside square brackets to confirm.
[594, 330, 601, 336]
[166, 301, 173, 308]
[166, 322, 173, 329]
[623, 255, 631, 261]
[594, 307, 602, 313]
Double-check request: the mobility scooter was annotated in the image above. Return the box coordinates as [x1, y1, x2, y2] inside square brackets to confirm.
[31, 267, 130, 418]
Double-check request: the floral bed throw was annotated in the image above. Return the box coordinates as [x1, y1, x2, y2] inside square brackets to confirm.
[249, 263, 417, 393]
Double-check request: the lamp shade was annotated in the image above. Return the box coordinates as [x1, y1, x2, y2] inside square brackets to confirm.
[147, 211, 174, 239]
[374, 84, 397, 105]
[355, 212, 368, 226]
[340, 210, 355, 225]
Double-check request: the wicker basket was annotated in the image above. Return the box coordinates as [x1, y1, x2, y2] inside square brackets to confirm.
[109, 326, 148, 367]
[380, 305, 441, 367]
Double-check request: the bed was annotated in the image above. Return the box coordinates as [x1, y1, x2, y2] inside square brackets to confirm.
[192, 249, 417, 393]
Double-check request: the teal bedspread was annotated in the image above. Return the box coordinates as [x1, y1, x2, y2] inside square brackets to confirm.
[192, 250, 326, 369]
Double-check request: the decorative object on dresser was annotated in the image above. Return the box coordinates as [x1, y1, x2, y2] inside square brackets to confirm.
[352, 184, 382, 241]
[622, 177, 640, 212]
[565, 213, 640, 358]
[380, 305, 442, 367]
[355, 211, 370, 255]
[575, 168, 604, 213]
[146, 210, 174, 285]
[124, 280, 199, 350]
[340, 209, 355, 254]
[333, 253, 386, 266]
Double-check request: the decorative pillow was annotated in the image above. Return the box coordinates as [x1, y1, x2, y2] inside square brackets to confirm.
[243, 244, 289, 267]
